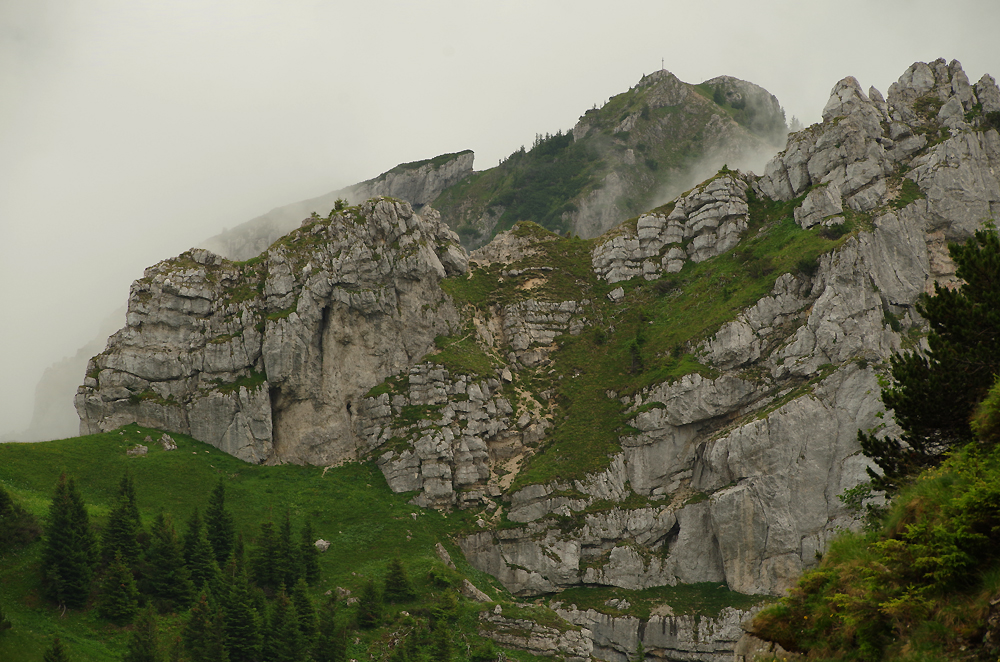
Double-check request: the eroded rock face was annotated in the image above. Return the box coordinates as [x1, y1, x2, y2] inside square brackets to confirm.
[77, 199, 466, 465]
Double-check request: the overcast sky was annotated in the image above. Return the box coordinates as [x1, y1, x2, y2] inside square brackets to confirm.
[2, 0, 998, 439]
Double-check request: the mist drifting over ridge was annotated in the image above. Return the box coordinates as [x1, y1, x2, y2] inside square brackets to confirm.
[2, 0, 999, 441]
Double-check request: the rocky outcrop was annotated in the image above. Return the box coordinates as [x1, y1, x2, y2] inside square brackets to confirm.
[347, 151, 475, 210]
[200, 151, 474, 261]
[479, 609, 593, 661]
[77, 199, 467, 464]
[555, 604, 760, 662]
[592, 173, 751, 282]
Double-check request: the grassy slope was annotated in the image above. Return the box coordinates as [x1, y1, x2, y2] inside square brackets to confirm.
[0, 426, 537, 662]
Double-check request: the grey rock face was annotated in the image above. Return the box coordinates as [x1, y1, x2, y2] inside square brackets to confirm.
[77, 199, 466, 465]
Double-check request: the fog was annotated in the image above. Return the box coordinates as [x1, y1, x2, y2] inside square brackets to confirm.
[2, 0, 998, 440]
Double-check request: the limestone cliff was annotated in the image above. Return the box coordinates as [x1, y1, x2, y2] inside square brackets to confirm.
[77, 199, 467, 464]
[78, 57, 1000, 662]
[200, 151, 474, 261]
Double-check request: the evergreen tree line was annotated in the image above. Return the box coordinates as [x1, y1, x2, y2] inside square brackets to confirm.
[37, 472, 345, 662]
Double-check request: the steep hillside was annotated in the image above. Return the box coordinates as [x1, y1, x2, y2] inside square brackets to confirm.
[432, 69, 787, 245]
[75, 58, 1000, 661]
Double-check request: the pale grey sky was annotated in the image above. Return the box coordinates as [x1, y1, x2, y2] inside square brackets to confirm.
[2, 0, 998, 438]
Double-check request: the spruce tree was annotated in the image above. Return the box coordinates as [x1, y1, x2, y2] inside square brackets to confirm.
[205, 478, 235, 566]
[183, 593, 228, 662]
[97, 550, 140, 623]
[42, 474, 97, 609]
[43, 636, 71, 662]
[264, 585, 303, 662]
[299, 520, 321, 586]
[861, 226, 1000, 489]
[383, 557, 415, 604]
[432, 622, 452, 662]
[122, 605, 163, 662]
[221, 563, 262, 662]
[313, 594, 346, 662]
[251, 521, 281, 594]
[291, 577, 317, 648]
[144, 513, 194, 613]
[356, 578, 382, 630]
[184, 509, 220, 593]
[277, 510, 300, 589]
[0, 599, 11, 634]
[102, 471, 142, 566]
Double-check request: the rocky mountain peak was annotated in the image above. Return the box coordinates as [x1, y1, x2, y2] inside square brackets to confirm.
[633, 68, 689, 107]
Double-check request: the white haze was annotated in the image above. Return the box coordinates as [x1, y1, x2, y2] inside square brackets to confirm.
[1, 0, 998, 439]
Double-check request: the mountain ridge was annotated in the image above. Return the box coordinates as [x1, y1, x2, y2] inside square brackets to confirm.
[67, 57, 1000, 660]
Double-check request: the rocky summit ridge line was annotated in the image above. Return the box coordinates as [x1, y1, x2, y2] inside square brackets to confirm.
[77, 58, 1000, 662]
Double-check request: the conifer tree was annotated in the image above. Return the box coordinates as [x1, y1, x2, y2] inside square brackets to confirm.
[102, 471, 142, 566]
[251, 521, 281, 594]
[42, 474, 97, 609]
[122, 605, 163, 662]
[43, 636, 71, 662]
[183, 593, 229, 662]
[264, 585, 303, 662]
[232, 533, 245, 571]
[291, 577, 317, 648]
[221, 563, 262, 662]
[313, 594, 346, 662]
[432, 622, 452, 662]
[356, 578, 382, 630]
[0, 599, 11, 634]
[205, 478, 235, 565]
[861, 226, 1000, 489]
[184, 509, 220, 592]
[97, 550, 139, 623]
[299, 520, 321, 586]
[277, 510, 300, 589]
[383, 557, 415, 604]
[144, 513, 194, 613]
